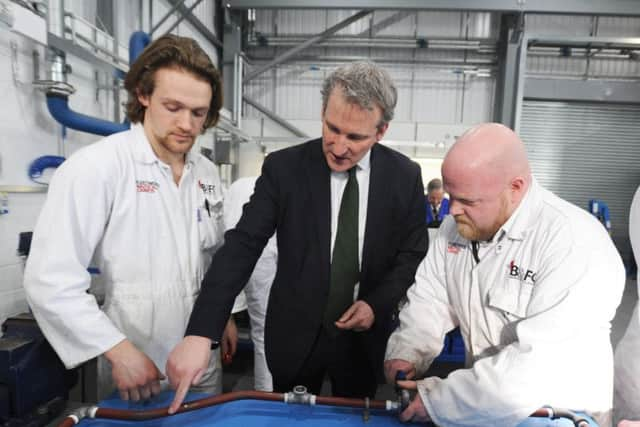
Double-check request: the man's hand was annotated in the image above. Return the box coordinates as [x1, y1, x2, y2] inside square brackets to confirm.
[221, 316, 238, 364]
[166, 336, 212, 414]
[335, 300, 375, 331]
[619, 421, 640, 427]
[384, 358, 416, 384]
[396, 380, 431, 423]
[104, 339, 165, 402]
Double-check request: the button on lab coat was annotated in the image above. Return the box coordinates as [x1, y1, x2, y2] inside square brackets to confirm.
[24, 124, 225, 396]
[386, 179, 625, 427]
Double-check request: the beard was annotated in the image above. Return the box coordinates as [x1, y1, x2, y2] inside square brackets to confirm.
[455, 193, 511, 242]
[455, 217, 488, 241]
[157, 132, 195, 154]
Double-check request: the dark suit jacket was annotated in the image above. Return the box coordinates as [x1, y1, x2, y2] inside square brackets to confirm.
[187, 139, 428, 385]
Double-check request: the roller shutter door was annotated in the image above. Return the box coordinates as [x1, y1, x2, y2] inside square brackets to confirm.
[520, 100, 640, 265]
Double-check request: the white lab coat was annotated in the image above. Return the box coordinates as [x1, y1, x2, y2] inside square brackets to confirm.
[386, 179, 625, 427]
[613, 186, 640, 425]
[24, 124, 225, 398]
[223, 176, 277, 391]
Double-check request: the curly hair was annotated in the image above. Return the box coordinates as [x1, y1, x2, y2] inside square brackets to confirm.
[124, 34, 223, 132]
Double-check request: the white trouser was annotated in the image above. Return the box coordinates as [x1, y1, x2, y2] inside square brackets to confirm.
[245, 277, 273, 391]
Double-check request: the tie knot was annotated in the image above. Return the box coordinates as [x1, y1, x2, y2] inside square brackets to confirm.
[348, 167, 357, 179]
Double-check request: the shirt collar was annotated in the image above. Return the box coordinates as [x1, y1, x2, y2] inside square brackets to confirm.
[329, 148, 372, 176]
[357, 149, 371, 172]
[496, 177, 540, 241]
[131, 123, 157, 165]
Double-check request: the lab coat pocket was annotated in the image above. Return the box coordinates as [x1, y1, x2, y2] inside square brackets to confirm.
[198, 195, 224, 250]
[487, 279, 534, 319]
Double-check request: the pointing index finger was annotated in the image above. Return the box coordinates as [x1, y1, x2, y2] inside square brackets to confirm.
[168, 377, 191, 415]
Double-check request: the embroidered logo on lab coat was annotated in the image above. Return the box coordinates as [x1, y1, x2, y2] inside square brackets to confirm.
[447, 242, 465, 254]
[198, 180, 216, 195]
[508, 260, 537, 284]
[136, 180, 159, 193]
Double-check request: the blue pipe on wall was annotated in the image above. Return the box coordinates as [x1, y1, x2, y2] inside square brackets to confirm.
[46, 94, 129, 136]
[129, 31, 150, 65]
[45, 32, 151, 137]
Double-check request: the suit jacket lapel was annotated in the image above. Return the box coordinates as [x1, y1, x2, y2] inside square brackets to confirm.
[307, 140, 331, 270]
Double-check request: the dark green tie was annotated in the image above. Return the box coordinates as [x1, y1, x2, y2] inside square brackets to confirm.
[323, 167, 360, 334]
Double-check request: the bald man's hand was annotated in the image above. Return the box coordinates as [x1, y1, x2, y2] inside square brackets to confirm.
[396, 380, 431, 423]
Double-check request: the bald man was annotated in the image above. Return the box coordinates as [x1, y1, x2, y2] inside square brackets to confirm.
[384, 123, 625, 427]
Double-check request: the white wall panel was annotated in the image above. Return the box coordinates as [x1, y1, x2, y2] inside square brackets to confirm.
[328, 9, 370, 36]
[254, 9, 275, 35]
[383, 122, 416, 141]
[416, 11, 464, 38]
[526, 14, 594, 36]
[595, 16, 640, 37]
[590, 57, 640, 79]
[411, 71, 462, 123]
[371, 11, 416, 37]
[244, 67, 277, 117]
[115, 1, 142, 43]
[466, 12, 498, 39]
[274, 65, 324, 120]
[461, 76, 495, 124]
[527, 55, 587, 76]
[386, 68, 413, 122]
[276, 9, 326, 35]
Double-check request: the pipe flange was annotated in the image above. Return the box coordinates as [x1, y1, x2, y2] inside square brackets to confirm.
[33, 80, 76, 96]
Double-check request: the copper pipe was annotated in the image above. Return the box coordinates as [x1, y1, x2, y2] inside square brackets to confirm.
[315, 395, 388, 410]
[56, 390, 394, 426]
[96, 391, 286, 421]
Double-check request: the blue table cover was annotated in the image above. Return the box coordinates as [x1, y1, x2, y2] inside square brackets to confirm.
[76, 391, 598, 427]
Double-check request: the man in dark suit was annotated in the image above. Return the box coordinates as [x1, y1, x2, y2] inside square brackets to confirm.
[166, 62, 428, 412]
[425, 178, 450, 228]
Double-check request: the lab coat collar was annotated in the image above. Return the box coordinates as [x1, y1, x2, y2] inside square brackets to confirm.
[131, 122, 196, 167]
[498, 177, 541, 241]
[131, 123, 159, 165]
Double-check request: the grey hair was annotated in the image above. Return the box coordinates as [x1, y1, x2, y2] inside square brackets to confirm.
[321, 61, 397, 128]
[427, 178, 443, 193]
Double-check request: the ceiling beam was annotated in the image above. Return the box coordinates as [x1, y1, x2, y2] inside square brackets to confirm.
[225, 0, 640, 16]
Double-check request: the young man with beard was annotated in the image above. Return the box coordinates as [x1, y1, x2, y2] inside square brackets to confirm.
[24, 35, 236, 402]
